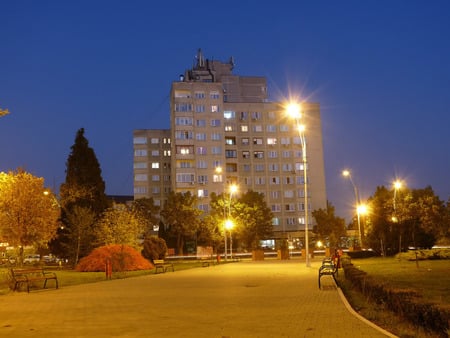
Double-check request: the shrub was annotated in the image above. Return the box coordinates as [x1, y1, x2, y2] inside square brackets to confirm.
[76, 244, 152, 272]
[141, 236, 168, 262]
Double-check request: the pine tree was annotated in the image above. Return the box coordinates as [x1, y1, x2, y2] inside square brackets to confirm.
[50, 128, 110, 264]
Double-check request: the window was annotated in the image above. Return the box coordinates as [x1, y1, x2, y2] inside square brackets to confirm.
[282, 150, 291, 158]
[280, 125, 289, 132]
[244, 177, 252, 185]
[284, 190, 294, 198]
[296, 163, 306, 171]
[174, 91, 190, 98]
[268, 112, 276, 119]
[253, 138, 263, 145]
[285, 203, 295, 212]
[197, 160, 207, 169]
[175, 131, 193, 140]
[242, 151, 250, 159]
[163, 150, 171, 157]
[286, 218, 296, 225]
[243, 164, 251, 172]
[151, 162, 159, 169]
[280, 137, 290, 145]
[176, 146, 193, 155]
[225, 150, 237, 158]
[223, 111, 235, 119]
[176, 173, 195, 183]
[271, 204, 281, 212]
[284, 177, 293, 184]
[197, 189, 208, 198]
[210, 133, 220, 141]
[134, 162, 147, 169]
[152, 175, 160, 182]
[151, 138, 159, 144]
[224, 124, 234, 132]
[254, 151, 264, 159]
[211, 119, 221, 127]
[239, 111, 248, 120]
[199, 204, 209, 212]
[178, 161, 193, 168]
[272, 217, 280, 226]
[134, 174, 147, 181]
[242, 138, 249, 145]
[251, 111, 262, 120]
[211, 105, 219, 113]
[210, 91, 220, 99]
[213, 174, 222, 183]
[163, 138, 171, 144]
[253, 125, 263, 132]
[241, 125, 248, 132]
[268, 163, 278, 171]
[195, 91, 205, 99]
[266, 125, 276, 132]
[175, 103, 193, 112]
[211, 146, 222, 155]
[134, 149, 147, 157]
[255, 164, 264, 172]
[196, 119, 206, 127]
[225, 137, 236, 145]
[175, 117, 193, 125]
[196, 133, 206, 141]
[151, 150, 160, 156]
[198, 175, 208, 184]
[270, 177, 280, 184]
[152, 187, 160, 194]
[282, 163, 293, 172]
[268, 151, 278, 158]
[255, 177, 265, 185]
[270, 191, 280, 199]
[197, 147, 206, 155]
[133, 137, 147, 144]
[267, 138, 277, 145]
[134, 186, 147, 194]
[195, 105, 205, 113]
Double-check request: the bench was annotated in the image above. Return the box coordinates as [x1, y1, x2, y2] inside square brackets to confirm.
[318, 258, 337, 289]
[11, 268, 58, 293]
[153, 259, 174, 274]
[198, 256, 216, 267]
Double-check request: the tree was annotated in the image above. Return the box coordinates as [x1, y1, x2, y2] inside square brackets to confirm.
[54, 128, 110, 263]
[0, 170, 60, 264]
[160, 191, 202, 255]
[94, 205, 144, 250]
[132, 197, 160, 235]
[312, 201, 346, 249]
[233, 190, 273, 250]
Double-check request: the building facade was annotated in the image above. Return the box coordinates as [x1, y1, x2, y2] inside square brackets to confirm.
[134, 50, 327, 242]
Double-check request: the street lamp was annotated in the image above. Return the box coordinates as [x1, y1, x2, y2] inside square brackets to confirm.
[215, 166, 228, 261]
[392, 179, 403, 253]
[342, 169, 364, 248]
[225, 219, 235, 258]
[0, 108, 10, 117]
[287, 102, 310, 267]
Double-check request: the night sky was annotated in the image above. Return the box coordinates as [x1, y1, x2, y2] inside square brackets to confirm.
[1, 1, 449, 221]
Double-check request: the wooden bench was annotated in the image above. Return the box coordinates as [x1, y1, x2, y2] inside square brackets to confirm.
[318, 258, 337, 289]
[11, 268, 58, 293]
[198, 256, 216, 267]
[153, 259, 174, 273]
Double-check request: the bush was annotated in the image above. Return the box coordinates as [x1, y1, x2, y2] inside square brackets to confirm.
[76, 244, 152, 272]
[141, 236, 168, 262]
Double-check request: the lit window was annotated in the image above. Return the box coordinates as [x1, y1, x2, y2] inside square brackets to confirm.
[152, 162, 159, 169]
[241, 125, 248, 132]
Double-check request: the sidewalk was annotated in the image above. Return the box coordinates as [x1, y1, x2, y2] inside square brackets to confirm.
[0, 259, 396, 337]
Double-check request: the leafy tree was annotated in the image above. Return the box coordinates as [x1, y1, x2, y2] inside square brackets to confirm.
[312, 201, 346, 249]
[160, 191, 202, 255]
[0, 170, 60, 264]
[233, 190, 273, 250]
[141, 236, 168, 262]
[132, 197, 160, 235]
[94, 205, 144, 250]
[54, 128, 110, 263]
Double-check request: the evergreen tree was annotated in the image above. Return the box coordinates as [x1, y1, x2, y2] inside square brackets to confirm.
[50, 128, 110, 264]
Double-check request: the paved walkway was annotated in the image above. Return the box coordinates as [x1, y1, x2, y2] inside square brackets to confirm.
[0, 259, 396, 337]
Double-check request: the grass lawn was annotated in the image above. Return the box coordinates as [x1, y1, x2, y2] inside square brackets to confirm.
[337, 256, 450, 338]
[350, 257, 450, 306]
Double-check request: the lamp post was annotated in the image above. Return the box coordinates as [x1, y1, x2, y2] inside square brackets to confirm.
[228, 184, 238, 258]
[287, 103, 310, 267]
[393, 180, 403, 254]
[215, 166, 228, 261]
[342, 170, 364, 248]
[225, 219, 234, 258]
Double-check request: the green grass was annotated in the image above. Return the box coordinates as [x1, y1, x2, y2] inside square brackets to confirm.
[350, 257, 450, 305]
[0, 260, 215, 294]
[337, 257, 450, 338]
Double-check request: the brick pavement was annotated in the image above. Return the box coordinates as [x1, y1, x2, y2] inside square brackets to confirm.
[0, 259, 396, 337]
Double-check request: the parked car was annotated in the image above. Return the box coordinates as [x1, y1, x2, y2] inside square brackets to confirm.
[23, 254, 40, 264]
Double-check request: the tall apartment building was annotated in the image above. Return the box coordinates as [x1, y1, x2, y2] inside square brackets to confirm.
[134, 49, 327, 242]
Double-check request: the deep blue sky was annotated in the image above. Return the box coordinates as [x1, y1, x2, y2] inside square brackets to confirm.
[1, 1, 449, 221]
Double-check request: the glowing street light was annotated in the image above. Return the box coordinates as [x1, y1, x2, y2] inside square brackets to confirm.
[342, 169, 364, 248]
[286, 102, 310, 267]
[0, 108, 10, 117]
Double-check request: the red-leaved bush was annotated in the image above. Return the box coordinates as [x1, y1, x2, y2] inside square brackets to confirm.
[76, 244, 153, 272]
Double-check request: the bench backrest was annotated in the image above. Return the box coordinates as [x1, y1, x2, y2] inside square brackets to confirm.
[153, 259, 164, 264]
[11, 268, 45, 277]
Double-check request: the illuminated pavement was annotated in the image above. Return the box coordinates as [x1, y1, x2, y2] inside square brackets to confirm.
[0, 259, 396, 337]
